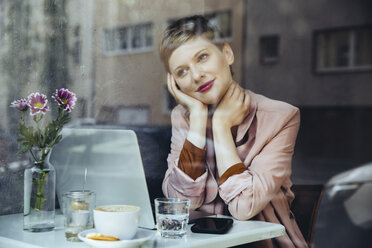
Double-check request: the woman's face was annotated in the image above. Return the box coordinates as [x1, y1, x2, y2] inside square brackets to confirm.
[168, 37, 234, 105]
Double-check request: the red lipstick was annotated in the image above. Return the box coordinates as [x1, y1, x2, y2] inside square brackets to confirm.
[197, 81, 214, 93]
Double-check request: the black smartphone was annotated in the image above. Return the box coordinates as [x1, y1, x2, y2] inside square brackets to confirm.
[191, 217, 233, 234]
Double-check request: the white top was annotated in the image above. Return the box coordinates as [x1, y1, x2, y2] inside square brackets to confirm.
[0, 213, 285, 248]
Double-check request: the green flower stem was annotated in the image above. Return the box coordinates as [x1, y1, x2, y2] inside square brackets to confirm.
[42, 124, 48, 148]
[40, 150, 45, 170]
[49, 109, 65, 147]
[21, 112, 25, 125]
[29, 149, 37, 162]
[35, 115, 40, 131]
[31, 149, 50, 211]
[34, 170, 48, 211]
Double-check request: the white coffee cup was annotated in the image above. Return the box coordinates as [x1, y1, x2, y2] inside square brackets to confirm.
[93, 205, 140, 240]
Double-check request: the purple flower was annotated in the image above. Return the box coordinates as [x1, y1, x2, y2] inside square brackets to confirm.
[52, 88, 77, 112]
[28, 92, 49, 115]
[10, 99, 30, 111]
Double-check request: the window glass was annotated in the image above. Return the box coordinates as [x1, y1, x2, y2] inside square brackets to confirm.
[144, 23, 153, 47]
[103, 23, 152, 53]
[104, 29, 117, 52]
[131, 25, 142, 49]
[118, 27, 128, 50]
[317, 31, 349, 68]
[1, 6, 371, 246]
[315, 27, 372, 72]
[355, 28, 372, 66]
[260, 35, 280, 64]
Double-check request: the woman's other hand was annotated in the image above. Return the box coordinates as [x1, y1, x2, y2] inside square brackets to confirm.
[212, 82, 250, 129]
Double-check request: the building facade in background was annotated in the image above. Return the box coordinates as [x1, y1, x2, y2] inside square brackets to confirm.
[92, 0, 244, 125]
[243, 0, 372, 107]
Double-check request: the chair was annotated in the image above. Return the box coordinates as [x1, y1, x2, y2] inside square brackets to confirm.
[290, 184, 324, 248]
[312, 163, 372, 248]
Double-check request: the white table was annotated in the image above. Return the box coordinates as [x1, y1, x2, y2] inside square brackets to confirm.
[0, 213, 285, 248]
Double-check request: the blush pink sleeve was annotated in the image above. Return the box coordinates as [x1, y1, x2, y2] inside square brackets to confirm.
[162, 106, 208, 210]
[219, 108, 300, 220]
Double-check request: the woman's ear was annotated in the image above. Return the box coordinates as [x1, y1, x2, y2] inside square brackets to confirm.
[222, 43, 234, 65]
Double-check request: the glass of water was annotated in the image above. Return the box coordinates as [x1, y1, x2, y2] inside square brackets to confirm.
[62, 190, 95, 242]
[155, 198, 190, 238]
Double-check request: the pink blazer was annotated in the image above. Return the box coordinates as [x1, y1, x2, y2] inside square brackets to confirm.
[163, 90, 308, 248]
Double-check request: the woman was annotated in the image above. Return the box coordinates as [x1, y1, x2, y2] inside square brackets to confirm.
[159, 15, 307, 248]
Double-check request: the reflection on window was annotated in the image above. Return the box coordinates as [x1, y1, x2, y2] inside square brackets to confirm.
[259, 35, 280, 65]
[0, 1, 4, 44]
[314, 26, 372, 73]
[103, 22, 153, 55]
[205, 10, 232, 42]
[163, 85, 177, 114]
[167, 10, 232, 43]
[117, 106, 149, 125]
[72, 26, 81, 65]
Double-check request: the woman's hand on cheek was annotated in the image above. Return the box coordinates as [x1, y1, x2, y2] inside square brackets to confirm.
[168, 73, 208, 149]
[167, 73, 207, 114]
[212, 83, 250, 129]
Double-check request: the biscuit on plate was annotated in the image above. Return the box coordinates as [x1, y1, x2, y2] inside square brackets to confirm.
[86, 233, 120, 241]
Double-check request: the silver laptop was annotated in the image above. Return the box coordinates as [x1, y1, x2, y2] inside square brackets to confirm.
[50, 128, 156, 229]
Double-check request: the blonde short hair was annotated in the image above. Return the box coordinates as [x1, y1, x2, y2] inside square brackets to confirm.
[159, 15, 223, 73]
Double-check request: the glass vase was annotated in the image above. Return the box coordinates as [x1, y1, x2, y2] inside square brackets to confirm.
[24, 148, 56, 232]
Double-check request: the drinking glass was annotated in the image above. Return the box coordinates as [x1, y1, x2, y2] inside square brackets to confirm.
[62, 190, 95, 242]
[154, 198, 190, 238]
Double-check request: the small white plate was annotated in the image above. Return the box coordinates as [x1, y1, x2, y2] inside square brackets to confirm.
[78, 228, 156, 248]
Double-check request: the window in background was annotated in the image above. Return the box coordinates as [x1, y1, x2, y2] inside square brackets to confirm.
[132, 25, 142, 49]
[259, 35, 280, 65]
[314, 26, 372, 73]
[103, 28, 117, 52]
[144, 23, 153, 48]
[118, 27, 128, 50]
[103, 22, 153, 55]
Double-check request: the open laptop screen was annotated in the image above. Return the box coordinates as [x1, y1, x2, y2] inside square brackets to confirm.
[50, 128, 155, 229]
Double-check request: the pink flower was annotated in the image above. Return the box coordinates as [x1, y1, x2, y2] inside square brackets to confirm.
[10, 99, 30, 111]
[52, 88, 77, 112]
[28, 92, 49, 115]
